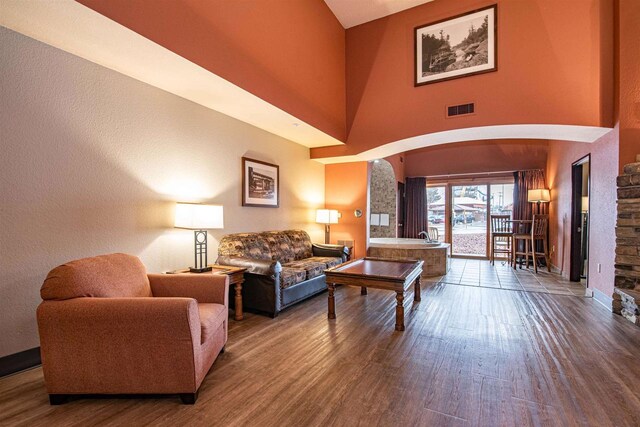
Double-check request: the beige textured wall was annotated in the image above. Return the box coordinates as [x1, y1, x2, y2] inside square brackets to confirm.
[369, 160, 396, 238]
[0, 28, 325, 357]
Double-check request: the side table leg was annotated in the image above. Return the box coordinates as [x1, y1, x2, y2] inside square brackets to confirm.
[328, 283, 336, 319]
[234, 281, 243, 321]
[395, 291, 405, 331]
[361, 286, 368, 295]
[414, 277, 421, 302]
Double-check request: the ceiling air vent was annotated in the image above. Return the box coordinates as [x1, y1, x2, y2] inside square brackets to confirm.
[447, 102, 475, 117]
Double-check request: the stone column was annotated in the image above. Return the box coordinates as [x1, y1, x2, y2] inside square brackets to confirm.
[613, 154, 640, 326]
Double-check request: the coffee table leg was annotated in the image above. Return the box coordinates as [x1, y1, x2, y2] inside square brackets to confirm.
[328, 283, 336, 319]
[414, 277, 421, 302]
[395, 291, 405, 331]
[235, 281, 243, 321]
[361, 286, 367, 295]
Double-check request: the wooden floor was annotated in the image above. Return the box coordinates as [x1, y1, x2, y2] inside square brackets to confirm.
[1, 283, 639, 426]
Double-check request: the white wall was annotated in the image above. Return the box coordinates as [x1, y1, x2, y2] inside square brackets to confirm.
[0, 28, 325, 357]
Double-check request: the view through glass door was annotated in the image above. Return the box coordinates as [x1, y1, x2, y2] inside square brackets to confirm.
[427, 186, 446, 242]
[451, 185, 488, 256]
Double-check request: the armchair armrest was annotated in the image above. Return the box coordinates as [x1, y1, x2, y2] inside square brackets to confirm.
[37, 297, 201, 393]
[312, 243, 349, 261]
[216, 256, 282, 276]
[148, 273, 228, 305]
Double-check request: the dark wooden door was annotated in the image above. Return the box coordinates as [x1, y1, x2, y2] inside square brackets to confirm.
[570, 159, 587, 282]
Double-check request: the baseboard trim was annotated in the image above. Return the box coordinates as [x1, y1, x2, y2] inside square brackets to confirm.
[0, 347, 41, 377]
[549, 263, 563, 275]
[592, 288, 613, 311]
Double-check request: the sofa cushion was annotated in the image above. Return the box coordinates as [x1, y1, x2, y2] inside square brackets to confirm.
[198, 303, 227, 344]
[260, 231, 296, 263]
[280, 267, 306, 289]
[283, 260, 326, 281]
[307, 256, 343, 269]
[41, 253, 152, 301]
[217, 233, 273, 261]
[283, 230, 313, 260]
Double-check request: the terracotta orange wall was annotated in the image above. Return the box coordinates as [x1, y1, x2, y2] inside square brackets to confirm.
[618, 0, 640, 169]
[76, 0, 346, 141]
[312, 0, 614, 158]
[325, 162, 369, 258]
[546, 130, 619, 298]
[404, 140, 548, 177]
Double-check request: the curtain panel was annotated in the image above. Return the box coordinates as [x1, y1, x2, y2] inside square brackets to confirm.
[404, 177, 428, 238]
[513, 169, 548, 222]
[513, 169, 548, 256]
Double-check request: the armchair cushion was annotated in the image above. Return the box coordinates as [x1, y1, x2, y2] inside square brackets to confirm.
[41, 253, 151, 300]
[198, 303, 227, 344]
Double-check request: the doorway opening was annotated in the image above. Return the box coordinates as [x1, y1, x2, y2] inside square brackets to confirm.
[427, 176, 514, 259]
[570, 155, 590, 285]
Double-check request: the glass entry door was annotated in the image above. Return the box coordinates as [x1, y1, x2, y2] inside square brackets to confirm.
[451, 185, 488, 256]
[427, 186, 446, 242]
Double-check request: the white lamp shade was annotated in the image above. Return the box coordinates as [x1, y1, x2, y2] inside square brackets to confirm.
[527, 188, 550, 203]
[316, 209, 339, 224]
[582, 196, 589, 212]
[175, 203, 224, 229]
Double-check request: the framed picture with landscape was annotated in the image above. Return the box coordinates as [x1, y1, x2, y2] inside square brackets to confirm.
[242, 157, 279, 207]
[415, 5, 497, 86]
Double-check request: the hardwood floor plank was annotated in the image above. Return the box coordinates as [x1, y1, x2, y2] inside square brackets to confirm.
[1, 271, 639, 426]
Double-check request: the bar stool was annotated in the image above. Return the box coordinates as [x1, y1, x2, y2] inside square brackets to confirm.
[512, 214, 551, 273]
[490, 215, 512, 265]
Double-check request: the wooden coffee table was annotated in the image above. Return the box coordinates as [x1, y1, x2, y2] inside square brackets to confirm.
[324, 257, 424, 331]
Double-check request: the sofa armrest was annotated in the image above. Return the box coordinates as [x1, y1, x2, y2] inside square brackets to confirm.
[216, 256, 282, 276]
[37, 297, 202, 393]
[148, 273, 228, 305]
[312, 243, 349, 261]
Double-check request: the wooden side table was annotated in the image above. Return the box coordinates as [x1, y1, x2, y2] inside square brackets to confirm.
[167, 265, 246, 321]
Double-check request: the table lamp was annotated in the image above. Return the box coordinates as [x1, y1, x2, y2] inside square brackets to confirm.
[175, 203, 224, 273]
[316, 209, 339, 244]
[527, 188, 550, 214]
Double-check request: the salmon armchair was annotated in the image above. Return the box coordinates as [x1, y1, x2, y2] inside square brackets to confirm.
[37, 253, 228, 405]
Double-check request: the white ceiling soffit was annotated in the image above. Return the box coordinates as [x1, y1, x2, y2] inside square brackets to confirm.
[313, 124, 613, 164]
[0, 0, 343, 149]
[324, 0, 434, 28]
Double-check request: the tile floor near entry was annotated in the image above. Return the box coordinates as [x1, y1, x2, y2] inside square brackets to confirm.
[427, 258, 588, 296]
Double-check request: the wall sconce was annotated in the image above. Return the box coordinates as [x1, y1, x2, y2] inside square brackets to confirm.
[316, 209, 339, 244]
[175, 203, 224, 272]
[527, 188, 550, 214]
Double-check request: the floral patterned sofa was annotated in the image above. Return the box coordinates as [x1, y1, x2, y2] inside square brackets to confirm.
[217, 230, 349, 317]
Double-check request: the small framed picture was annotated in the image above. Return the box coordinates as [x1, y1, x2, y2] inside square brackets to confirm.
[415, 5, 497, 86]
[242, 157, 279, 208]
[380, 214, 390, 227]
[370, 213, 380, 226]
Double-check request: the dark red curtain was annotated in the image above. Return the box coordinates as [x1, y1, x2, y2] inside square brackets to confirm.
[513, 169, 548, 223]
[404, 177, 428, 238]
[513, 169, 548, 256]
